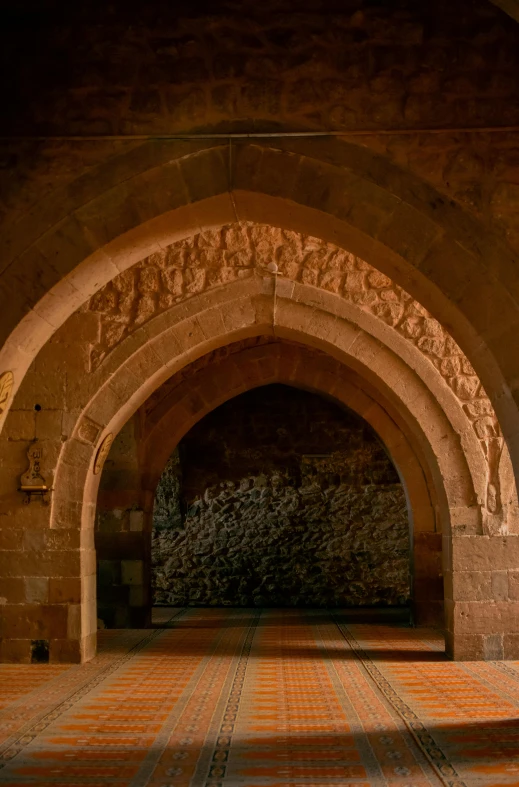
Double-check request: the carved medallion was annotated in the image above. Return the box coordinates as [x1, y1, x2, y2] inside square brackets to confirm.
[94, 433, 114, 475]
[0, 371, 14, 416]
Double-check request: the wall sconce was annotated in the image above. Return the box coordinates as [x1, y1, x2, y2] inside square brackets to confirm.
[19, 405, 50, 504]
[19, 439, 49, 504]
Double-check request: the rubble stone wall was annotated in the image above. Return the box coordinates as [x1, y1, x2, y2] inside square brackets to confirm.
[152, 384, 410, 607]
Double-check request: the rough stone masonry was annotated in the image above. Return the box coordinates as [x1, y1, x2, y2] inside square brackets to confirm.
[152, 384, 410, 607]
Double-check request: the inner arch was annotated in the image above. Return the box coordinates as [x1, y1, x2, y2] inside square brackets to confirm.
[151, 383, 410, 612]
[94, 338, 445, 648]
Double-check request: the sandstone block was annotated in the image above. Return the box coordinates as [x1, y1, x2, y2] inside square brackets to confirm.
[221, 298, 257, 333]
[0, 529, 23, 551]
[452, 536, 519, 572]
[452, 571, 492, 601]
[0, 577, 25, 604]
[24, 577, 49, 604]
[50, 638, 82, 664]
[378, 203, 440, 267]
[49, 578, 82, 604]
[129, 585, 145, 607]
[483, 633, 504, 660]
[293, 156, 354, 219]
[508, 570, 519, 600]
[121, 559, 144, 586]
[504, 634, 519, 660]
[0, 638, 32, 664]
[82, 631, 97, 663]
[0, 603, 67, 639]
[129, 510, 144, 532]
[450, 600, 519, 636]
[67, 604, 82, 639]
[180, 147, 229, 204]
[23, 530, 46, 552]
[491, 570, 509, 601]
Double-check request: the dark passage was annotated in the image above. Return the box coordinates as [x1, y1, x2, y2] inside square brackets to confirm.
[152, 384, 410, 608]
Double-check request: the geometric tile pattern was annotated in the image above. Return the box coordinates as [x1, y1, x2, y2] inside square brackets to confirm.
[1, 609, 519, 786]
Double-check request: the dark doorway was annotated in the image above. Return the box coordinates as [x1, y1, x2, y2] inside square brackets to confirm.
[152, 384, 410, 612]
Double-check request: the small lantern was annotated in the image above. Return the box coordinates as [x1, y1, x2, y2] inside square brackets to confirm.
[19, 439, 49, 504]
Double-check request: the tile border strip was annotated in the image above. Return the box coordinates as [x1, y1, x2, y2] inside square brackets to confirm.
[204, 610, 261, 787]
[332, 617, 467, 787]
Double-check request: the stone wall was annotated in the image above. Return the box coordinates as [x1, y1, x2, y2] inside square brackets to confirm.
[3, 0, 519, 663]
[3, 0, 517, 136]
[85, 222, 502, 521]
[152, 384, 410, 607]
[2, 0, 519, 252]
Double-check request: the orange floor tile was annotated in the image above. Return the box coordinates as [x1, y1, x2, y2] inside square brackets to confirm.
[2, 609, 519, 785]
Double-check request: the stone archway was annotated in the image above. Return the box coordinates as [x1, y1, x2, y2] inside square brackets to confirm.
[1, 141, 519, 483]
[96, 339, 443, 637]
[54, 289, 477, 663]
[0, 220, 516, 664]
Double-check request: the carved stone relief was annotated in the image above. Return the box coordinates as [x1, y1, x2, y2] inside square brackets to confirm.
[94, 433, 114, 475]
[85, 222, 503, 516]
[0, 371, 14, 417]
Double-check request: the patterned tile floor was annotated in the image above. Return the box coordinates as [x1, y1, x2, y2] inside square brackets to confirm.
[1, 609, 519, 786]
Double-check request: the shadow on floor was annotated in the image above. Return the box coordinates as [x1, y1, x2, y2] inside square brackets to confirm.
[98, 607, 446, 663]
[8, 722, 519, 784]
[152, 605, 413, 626]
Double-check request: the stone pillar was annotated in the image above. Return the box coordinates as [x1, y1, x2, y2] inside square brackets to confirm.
[95, 418, 151, 629]
[0, 520, 95, 664]
[0, 415, 95, 663]
[412, 532, 444, 627]
[444, 535, 519, 660]
[96, 510, 150, 628]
